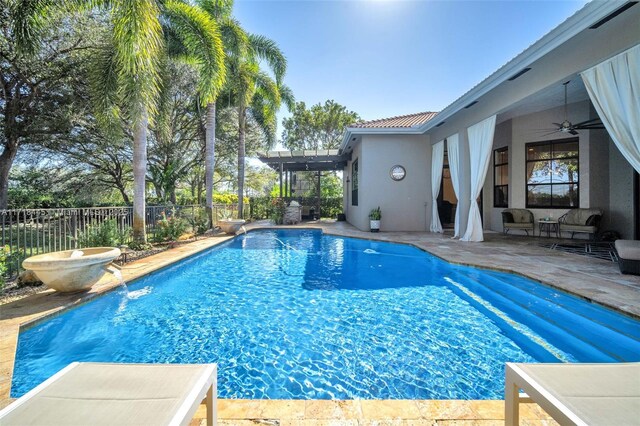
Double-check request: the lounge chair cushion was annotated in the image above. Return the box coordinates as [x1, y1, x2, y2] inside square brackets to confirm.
[0, 362, 216, 426]
[506, 362, 640, 426]
[616, 240, 640, 261]
[562, 208, 603, 225]
[503, 209, 533, 224]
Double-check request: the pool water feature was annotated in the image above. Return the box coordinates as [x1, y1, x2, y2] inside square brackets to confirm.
[11, 230, 640, 399]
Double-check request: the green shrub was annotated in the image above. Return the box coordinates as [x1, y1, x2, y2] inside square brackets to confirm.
[128, 241, 153, 251]
[184, 208, 209, 235]
[270, 198, 286, 225]
[153, 211, 189, 242]
[79, 219, 131, 247]
[0, 246, 9, 290]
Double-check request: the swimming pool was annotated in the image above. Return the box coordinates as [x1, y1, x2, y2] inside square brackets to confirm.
[11, 230, 640, 399]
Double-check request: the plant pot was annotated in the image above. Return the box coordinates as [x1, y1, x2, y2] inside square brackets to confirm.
[370, 220, 380, 232]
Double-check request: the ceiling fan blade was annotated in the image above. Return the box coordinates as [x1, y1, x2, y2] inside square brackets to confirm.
[576, 124, 606, 130]
[539, 130, 561, 137]
[569, 129, 579, 135]
[552, 123, 563, 127]
[574, 118, 601, 125]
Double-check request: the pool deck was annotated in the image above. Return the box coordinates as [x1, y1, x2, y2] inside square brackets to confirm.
[1, 220, 638, 424]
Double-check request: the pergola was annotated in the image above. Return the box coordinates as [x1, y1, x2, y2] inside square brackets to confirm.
[256, 149, 349, 216]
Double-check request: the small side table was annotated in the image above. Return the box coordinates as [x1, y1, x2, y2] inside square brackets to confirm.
[538, 219, 559, 238]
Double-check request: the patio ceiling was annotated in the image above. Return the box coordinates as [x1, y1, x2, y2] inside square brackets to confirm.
[257, 149, 349, 172]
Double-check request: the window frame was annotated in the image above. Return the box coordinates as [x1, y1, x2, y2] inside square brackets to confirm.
[493, 147, 509, 208]
[525, 137, 579, 209]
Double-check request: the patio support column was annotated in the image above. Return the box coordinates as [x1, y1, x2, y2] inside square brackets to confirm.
[279, 163, 283, 197]
[317, 171, 321, 217]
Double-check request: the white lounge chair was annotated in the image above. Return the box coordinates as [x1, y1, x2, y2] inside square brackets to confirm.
[505, 362, 640, 426]
[0, 362, 217, 426]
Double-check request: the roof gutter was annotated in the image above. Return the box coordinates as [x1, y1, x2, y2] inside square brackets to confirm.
[339, 126, 425, 152]
[417, 0, 628, 134]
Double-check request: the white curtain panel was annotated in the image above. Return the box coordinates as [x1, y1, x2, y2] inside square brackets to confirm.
[430, 141, 445, 233]
[447, 134, 462, 238]
[461, 115, 497, 242]
[581, 44, 640, 173]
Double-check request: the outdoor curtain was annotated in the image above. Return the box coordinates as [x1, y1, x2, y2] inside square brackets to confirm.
[430, 140, 444, 233]
[581, 44, 640, 173]
[447, 134, 462, 238]
[461, 115, 496, 242]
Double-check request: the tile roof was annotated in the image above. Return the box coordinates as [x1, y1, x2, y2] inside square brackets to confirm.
[350, 111, 439, 129]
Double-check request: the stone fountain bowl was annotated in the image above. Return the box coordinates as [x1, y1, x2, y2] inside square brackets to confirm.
[22, 247, 121, 293]
[218, 219, 246, 235]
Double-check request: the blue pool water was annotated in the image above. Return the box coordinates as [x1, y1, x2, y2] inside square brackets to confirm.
[11, 230, 640, 399]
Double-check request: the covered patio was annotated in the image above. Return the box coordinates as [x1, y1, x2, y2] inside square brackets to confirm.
[257, 149, 349, 218]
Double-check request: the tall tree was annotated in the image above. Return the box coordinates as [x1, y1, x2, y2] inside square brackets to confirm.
[282, 100, 360, 150]
[14, 0, 225, 244]
[0, 4, 95, 209]
[225, 34, 294, 217]
[166, 0, 231, 227]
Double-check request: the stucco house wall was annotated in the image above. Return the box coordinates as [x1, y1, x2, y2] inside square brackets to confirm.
[344, 134, 431, 231]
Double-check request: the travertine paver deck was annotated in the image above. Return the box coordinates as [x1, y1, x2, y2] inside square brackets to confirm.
[1, 220, 637, 424]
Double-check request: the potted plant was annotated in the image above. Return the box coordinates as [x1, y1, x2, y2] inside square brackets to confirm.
[369, 207, 381, 232]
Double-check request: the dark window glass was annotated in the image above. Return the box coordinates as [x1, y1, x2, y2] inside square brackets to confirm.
[493, 147, 508, 208]
[526, 138, 579, 208]
[351, 159, 358, 206]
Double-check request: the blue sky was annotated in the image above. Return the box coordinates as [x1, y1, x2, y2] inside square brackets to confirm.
[234, 0, 588, 143]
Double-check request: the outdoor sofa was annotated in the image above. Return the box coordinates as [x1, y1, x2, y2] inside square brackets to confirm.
[501, 208, 534, 236]
[558, 208, 603, 240]
[615, 239, 640, 275]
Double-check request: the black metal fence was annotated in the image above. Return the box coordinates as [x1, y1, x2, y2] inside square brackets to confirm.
[0, 204, 242, 278]
[249, 197, 343, 220]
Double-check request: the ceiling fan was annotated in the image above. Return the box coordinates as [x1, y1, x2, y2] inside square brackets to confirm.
[551, 81, 605, 135]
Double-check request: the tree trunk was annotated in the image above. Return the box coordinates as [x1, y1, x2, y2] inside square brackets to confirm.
[237, 106, 246, 219]
[132, 112, 148, 244]
[205, 102, 216, 228]
[116, 182, 131, 205]
[0, 140, 19, 209]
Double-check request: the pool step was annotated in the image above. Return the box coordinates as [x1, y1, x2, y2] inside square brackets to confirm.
[471, 272, 640, 360]
[445, 271, 639, 362]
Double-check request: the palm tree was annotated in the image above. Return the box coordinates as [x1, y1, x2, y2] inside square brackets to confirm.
[225, 34, 294, 218]
[14, 0, 225, 243]
[193, 0, 247, 228]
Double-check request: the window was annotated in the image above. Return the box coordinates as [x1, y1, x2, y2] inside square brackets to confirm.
[493, 147, 508, 207]
[351, 159, 358, 206]
[526, 138, 579, 208]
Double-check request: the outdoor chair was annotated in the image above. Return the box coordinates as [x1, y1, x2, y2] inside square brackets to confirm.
[558, 208, 603, 240]
[615, 239, 640, 275]
[0, 362, 217, 426]
[501, 208, 534, 236]
[505, 362, 640, 426]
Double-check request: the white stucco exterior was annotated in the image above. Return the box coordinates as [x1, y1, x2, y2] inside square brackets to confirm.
[345, 134, 431, 232]
[341, 1, 639, 240]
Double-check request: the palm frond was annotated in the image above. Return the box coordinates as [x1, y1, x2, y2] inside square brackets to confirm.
[248, 33, 287, 84]
[87, 40, 122, 135]
[219, 17, 248, 58]
[164, 0, 226, 105]
[111, 0, 164, 120]
[253, 70, 280, 108]
[278, 84, 295, 111]
[196, 0, 234, 20]
[9, 0, 55, 55]
[249, 92, 277, 147]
